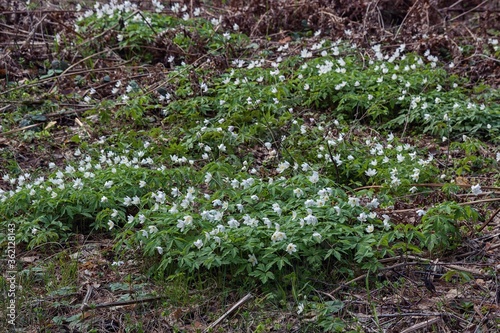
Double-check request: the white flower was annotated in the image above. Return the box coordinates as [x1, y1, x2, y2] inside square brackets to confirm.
[272, 203, 282, 215]
[205, 172, 212, 183]
[123, 196, 132, 206]
[271, 230, 286, 242]
[471, 184, 482, 196]
[230, 179, 240, 189]
[171, 187, 180, 197]
[297, 303, 304, 315]
[312, 232, 322, 241]
[365, 168, 377, 177]
[108, 220, 115, 230]
[300, 49, 312, 58]
[73, 178, 84, 190]
[357, 212, 368, 222]
[101, 196, 108, 203]
[416, 209, 426, 216]
[193, 239, 203, 249]
[277, 161, 290, 173]
[365, 224, 374, 233]
[382, 214, 391, 227]
[348, 197, 360, 207]
[248, 254, 258, 266]
[411, 168, 420, 182]
[308, 171, 319, 184]
[304, 213, 318, 225]
[228, 218, 240, 228]
[286, 243, 297, 254]
[366, 198, 379, 209]
[293, 188, 304, 198]
[241, 177, 254, 189]
[156, 246, 163, 254]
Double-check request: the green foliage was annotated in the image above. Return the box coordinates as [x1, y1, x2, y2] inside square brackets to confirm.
[75, 6, 250, 62]
[0, 1, 498, 315]
[419, 202, 478, 253]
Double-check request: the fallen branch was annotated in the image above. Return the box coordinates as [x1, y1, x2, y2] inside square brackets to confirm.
[474, 207, 500, 235]
[356, 311, 442, 318]
[0, 123, 42, 136]
[401, 317, 442, 333]
[328, 260, 419, 296]
[80, 284, 94, 311]
[383, 197, 500, 214]
[354, 183, 500, 192]
[80, 295, 165, 311]
[203, 293, 253, 333]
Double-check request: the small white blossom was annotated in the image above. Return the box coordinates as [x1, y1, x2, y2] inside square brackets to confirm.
[416, 209, 426, 217]
[248, 254, 258, 266]
[348, 197, 360, 207]
[297, 303, 304, 315]
[286, 243, 297, 254]
[308, 171, 319, 184]
[357, 212, 368, 222]
[193, 239, 203, 249]
[471, 184, 482, 196]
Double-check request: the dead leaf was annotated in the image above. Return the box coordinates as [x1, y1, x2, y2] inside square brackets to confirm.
[456, 177, 470, 186]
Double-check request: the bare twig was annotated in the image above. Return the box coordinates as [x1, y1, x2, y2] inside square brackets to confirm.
[80, 295, 165, 311]
[474, 208, 500, 234]
[354, 183, 500, 192]
[394, 0, 423, 40]
[203, 293, 253, 333]
[449, 0, 490, 22]
[401, 317, 442, 333]
[0, 123, 42, 136]
[328, 261, 419, 295]
[80, 284, 94, 311]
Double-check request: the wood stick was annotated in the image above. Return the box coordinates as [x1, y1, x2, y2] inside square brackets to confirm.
[475, 207, 500, 234]
[203, 293, 253, 333]
[0, 123, 42, 136]
[80, 295, 165, 311]
[401, 317, 442, 333]
[80, 284, 94, 311]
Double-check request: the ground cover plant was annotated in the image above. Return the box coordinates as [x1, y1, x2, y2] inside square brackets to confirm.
[1, 0, 499, 332]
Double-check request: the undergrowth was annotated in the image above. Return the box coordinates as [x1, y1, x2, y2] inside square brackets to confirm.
[0, 1, 499, 331]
